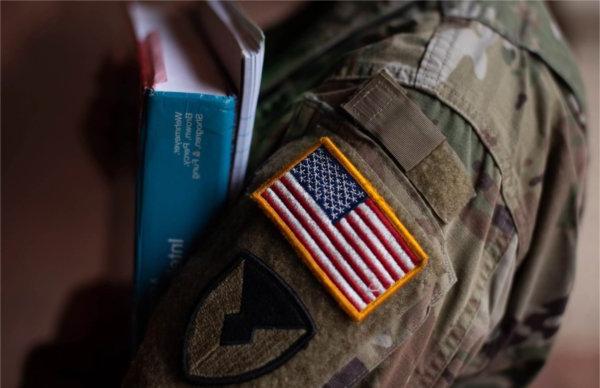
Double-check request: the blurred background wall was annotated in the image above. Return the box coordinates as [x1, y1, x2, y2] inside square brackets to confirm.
[1, 2, 598, 388]
[2, 3, 138, 387]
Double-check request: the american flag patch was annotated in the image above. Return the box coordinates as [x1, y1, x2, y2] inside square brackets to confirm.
[252, 137, 428, 321]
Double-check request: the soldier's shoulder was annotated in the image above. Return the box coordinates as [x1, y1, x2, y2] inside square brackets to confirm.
[323, 0, 587, 252]
[330, 0, 584, 122]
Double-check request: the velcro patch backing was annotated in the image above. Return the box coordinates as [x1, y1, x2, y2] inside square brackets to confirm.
[341, 70, 474, 222]
[252, 137, 428, 321]
[342, 70, 445, 171]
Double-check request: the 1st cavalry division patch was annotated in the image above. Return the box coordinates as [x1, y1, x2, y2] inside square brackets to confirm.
[252, 137, 428, 321]
[183, 252, 315, 385]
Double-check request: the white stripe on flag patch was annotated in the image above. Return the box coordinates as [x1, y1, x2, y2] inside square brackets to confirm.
[356, 203, 416, 272]
[336, 218, 396, 288]
[345, 211, 406, 279]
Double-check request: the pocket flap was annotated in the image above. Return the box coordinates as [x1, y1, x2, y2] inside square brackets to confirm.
[341, 70, 474, 222]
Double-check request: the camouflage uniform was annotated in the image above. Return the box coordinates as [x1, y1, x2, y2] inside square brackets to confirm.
[125, 1, 587, 387]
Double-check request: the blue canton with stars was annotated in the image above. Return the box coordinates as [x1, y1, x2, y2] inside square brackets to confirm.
[290, 146, 367, 222]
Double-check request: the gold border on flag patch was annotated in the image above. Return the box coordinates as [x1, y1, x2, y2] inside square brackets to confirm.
[251, 137, 428, 321]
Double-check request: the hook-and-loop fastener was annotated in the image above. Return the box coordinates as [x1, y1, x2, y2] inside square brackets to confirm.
[341, 70, 474, 222]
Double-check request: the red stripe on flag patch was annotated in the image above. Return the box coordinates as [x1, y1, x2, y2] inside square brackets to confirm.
[252, 137, 428, 321]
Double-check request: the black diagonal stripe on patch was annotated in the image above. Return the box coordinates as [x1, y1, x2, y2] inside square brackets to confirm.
[183, 251, 315, 385]
[220, 256, 310, 345]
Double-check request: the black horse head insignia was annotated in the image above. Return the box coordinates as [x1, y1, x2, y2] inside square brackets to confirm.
[182, 252, 315, 385]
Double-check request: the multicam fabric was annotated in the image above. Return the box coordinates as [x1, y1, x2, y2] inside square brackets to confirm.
[126, 1, 587, 387]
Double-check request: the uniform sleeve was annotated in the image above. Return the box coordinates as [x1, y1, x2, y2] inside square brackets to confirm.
[352, 85, 587, 387]
[124, 74, 470, 387]
[454, 108, 588, 387]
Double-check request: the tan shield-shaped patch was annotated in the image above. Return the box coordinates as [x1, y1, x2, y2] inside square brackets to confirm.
[182, 252, 315, 385]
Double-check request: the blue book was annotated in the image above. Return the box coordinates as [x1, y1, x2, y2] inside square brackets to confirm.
[130, 3, 239, 339]
[135, 91, 235, 336]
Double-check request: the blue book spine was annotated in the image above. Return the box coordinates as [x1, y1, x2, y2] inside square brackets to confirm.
[134, 90, 235, 339]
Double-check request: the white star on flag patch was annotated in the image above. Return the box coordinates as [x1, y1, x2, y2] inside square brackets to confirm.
[252, 137, 428, 321]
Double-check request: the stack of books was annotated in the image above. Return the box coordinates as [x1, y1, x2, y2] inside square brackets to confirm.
[128, 1, 264, 340]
